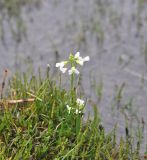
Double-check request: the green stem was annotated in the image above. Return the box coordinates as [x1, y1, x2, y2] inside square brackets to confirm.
[59, 73, 61, 90]
[70, 62, 75, 102]
[70, 62, 75, 91]
[71, 73, 74, 91]
[76, 115, 81, 135]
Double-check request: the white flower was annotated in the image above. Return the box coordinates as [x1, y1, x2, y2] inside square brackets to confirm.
[66, 105, 72, 114]
[68, 67, 79, 75]
[75, 52, 81, 59]
[47, 63, 50, 68]
[56, 61, 67, 73]
[76, 58, 84, 65]
[74, 52, 90, 66]
[76, 98, 84, 106]
[75, 52, 84, 65]
[83, 56, 90, 62]
[56, 62, 65, 68]
[60, 67, 67, 73]
[75, 109, 81, 114]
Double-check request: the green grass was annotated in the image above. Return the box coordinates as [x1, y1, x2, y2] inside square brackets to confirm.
[0, 71, 142, 160]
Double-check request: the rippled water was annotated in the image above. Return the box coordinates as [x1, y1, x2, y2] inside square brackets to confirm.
[0, 0, 147, 152]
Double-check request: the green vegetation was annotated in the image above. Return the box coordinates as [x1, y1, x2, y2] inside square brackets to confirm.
[0, 53, 144, 159]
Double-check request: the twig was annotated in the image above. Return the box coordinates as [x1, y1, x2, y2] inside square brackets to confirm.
[0, 69, 8, 99]
[7, 98, 35, 105]
[0, 98, 35, 109]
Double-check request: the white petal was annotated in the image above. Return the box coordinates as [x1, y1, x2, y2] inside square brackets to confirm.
[76, 98, 84, 105]
[68, 69, 72, 75]
[66, 105, 69, 109]
[75, 109, 78, 114]
[56, 63, 59, 67]
[68, 67, 80, 75]
[47, 63, 50, 67]
[66, 105, 72, 114]
[76, 59, 84, 65]
[60, 67, 67, 73]
[75, 52, 80, 58]
[83, 56, 90, 62]
[56, 62, 64, 68]
[75, 109, 81, 114]
[74, 68, 80, 75]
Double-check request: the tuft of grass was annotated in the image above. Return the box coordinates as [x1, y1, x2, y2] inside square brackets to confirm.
[0, 72, 142, 159]
[0, 51, 144, 159]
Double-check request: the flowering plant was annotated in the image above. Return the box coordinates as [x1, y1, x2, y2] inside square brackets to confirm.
[56, 52, 90, 75]
[56, 52, 89, 117]
[66, 98, 85, 114]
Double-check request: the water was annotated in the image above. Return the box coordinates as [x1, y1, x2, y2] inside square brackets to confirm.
[0, 0, 147, 152]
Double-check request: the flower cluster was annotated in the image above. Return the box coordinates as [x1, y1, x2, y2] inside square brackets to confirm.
[56, 52, 90, 74]
[56, 61, 68, 73]
[66, 98, 85, 114]
[55, 52, 89, 115]
[74, 52, 90, 66]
